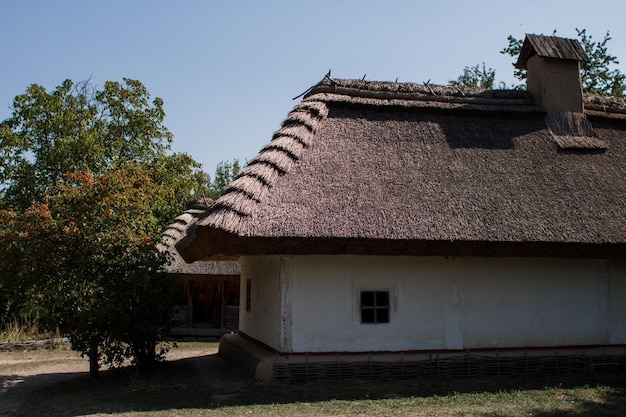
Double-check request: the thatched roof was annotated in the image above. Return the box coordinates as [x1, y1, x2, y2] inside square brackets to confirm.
[515, 34, 589, 69]
[178, 77, 626, 261]
[161, 197, 239, 275]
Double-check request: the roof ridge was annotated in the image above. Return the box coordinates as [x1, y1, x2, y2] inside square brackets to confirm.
[304, 78, 625, 118]
[198, 98, 329, 234]
[306, 78, 532, 103]
[584, 94, 626, 115]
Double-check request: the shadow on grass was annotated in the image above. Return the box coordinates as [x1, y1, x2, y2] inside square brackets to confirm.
[9, 353, 626, 417]
[1, 370, 87, 417]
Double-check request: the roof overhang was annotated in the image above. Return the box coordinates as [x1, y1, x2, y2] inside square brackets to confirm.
[178, 226, 626, 262]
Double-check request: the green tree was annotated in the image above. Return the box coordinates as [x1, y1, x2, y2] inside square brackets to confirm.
[0, 167, 176, 376]
[501, 29, 626, 96]
[208, 159, 241, 199]
[149, 153, 212, 229]
[449, 62, 497, 89]
[0, 78, 212, 374]
[0, 78, 209, 211]
[500, 34, 527, 87]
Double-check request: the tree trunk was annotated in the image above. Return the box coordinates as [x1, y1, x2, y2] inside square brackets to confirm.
[134, 339, 157, 373]
[88, 339, 99, 377]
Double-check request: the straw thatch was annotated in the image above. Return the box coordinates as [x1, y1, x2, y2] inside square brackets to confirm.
[178, 78, 626, 261]
[161, 197, 239, 274]
[545, 111, 607, 150]
[584, 94, 626, 116]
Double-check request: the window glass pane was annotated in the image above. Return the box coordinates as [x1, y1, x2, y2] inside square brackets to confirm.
[376, 307, 390, 323]
[361, 291, 375, 307]
[376, 291, 389, 307]
[361, 308, 375, 323]
[245, 279, 251, 312]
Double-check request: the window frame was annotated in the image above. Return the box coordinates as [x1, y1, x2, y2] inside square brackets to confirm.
[359, 290, 391, 324]
[245, 279, 251, 312]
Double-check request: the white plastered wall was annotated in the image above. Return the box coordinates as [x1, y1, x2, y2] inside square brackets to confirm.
[238, 256, 283, 350]
[239, 255, 626, 353]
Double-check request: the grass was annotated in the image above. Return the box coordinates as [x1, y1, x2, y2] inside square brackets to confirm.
[2, 342, 625, 417]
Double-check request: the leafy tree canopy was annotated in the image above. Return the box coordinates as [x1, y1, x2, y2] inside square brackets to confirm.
[0, 166, 176, 375]
[207, 159, 241, 199]
[0, 78, 209, 213]
[0, 78, 225, 375]
[449, 63, 497, 89]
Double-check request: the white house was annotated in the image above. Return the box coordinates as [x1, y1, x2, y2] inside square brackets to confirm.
[178, 35, 626, 380]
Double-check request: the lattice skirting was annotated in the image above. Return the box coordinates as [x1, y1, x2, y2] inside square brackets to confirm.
[273, 352, 626, 381]
[218, 334, 626, 381]
[218, 334, 262, 376]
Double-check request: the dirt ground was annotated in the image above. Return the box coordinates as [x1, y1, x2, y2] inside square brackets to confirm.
[0, 343, 221, 417]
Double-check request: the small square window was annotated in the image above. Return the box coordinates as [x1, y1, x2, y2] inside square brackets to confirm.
[245, 279, 251, 312]
[360, 290, 390, 324]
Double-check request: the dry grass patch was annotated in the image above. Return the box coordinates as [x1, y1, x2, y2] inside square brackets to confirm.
[0, 344, 80, 374]
[0, 320, 61, 343]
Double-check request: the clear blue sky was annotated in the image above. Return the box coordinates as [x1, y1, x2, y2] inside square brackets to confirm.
[2, 0, 625, 176]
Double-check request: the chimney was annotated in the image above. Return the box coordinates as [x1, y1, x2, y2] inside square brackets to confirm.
[516, 35, 607, 150]
[515, 34, 588, 112]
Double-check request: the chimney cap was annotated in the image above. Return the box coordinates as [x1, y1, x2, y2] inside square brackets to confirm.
[515, 34, 589, 70]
